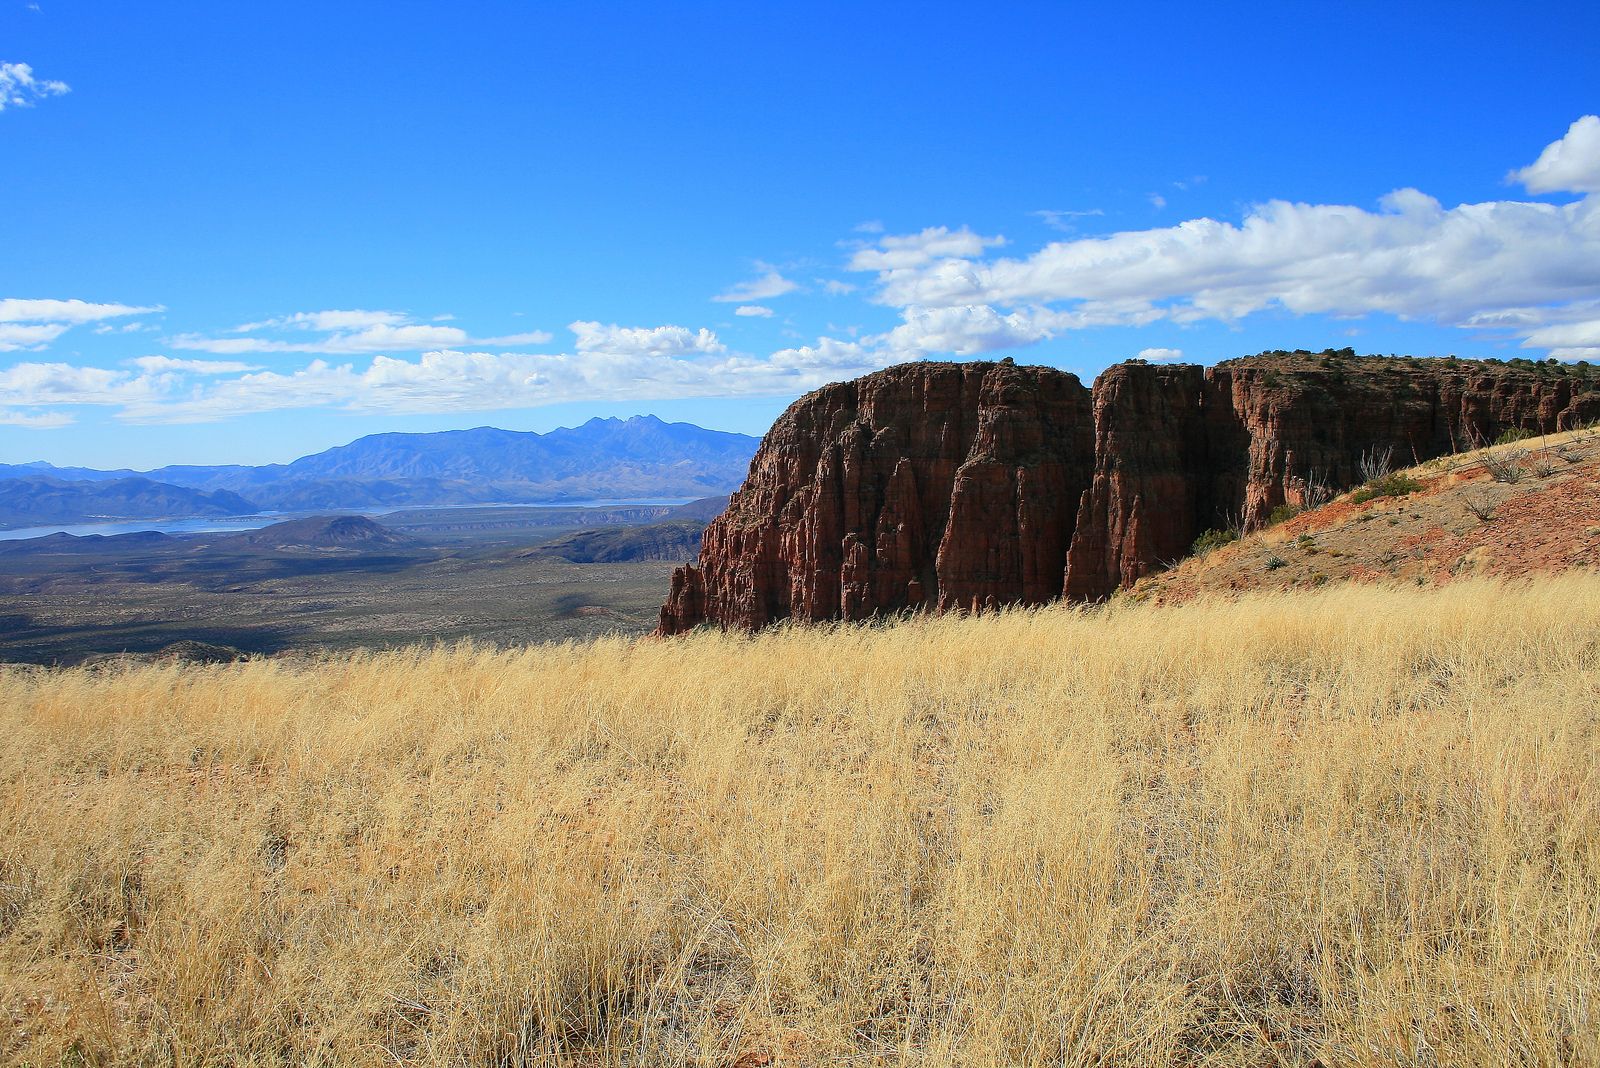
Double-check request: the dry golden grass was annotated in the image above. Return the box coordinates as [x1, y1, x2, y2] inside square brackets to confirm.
[3, 575, 1599, 1066]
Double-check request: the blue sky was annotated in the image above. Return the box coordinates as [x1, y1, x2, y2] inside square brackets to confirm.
[2, 1, 1598, 468]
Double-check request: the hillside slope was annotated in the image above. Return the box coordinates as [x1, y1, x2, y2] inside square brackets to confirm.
[1133, 425, 1600, 601]
[3, 577, 1597, 1065]
[524, 518, 705, 563]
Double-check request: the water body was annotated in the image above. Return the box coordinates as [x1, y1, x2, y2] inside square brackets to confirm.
[0, 499, 700, 542]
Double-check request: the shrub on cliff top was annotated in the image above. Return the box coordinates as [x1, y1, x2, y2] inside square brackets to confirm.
[1350, 473, 1423, 504]
[1495, 427, 1535, 446]
[1191, 527, 1239, 555]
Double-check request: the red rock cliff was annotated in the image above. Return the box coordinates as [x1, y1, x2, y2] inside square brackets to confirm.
[661, 352, 1600, 632]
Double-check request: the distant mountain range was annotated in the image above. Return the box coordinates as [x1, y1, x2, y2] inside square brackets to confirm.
[0, 476, 258, 530]
[0, 416, 759, 529]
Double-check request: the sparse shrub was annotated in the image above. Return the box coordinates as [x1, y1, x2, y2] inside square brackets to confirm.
[1191, 528, 1238, 555]
[1265, 555, 1288, 570]
[1532, 451, 1558, 478]
[1266, 504, 1301, 526]
[1358, 445, 1394, 483]
[1464, 494, 1497, 523]
[1350, 473, 1423, 504]
[1482, 447, 1528, 484]
[1495, 427, 1535, 446]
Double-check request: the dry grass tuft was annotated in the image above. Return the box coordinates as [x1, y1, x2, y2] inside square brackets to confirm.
[3, 575, 1599, 1065]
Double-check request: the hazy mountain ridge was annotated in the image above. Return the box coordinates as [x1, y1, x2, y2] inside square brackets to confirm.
[0, 476, 258, 529]
[0, 416, 758, 528]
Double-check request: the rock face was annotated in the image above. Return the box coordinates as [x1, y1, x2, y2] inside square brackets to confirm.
[660, 352, 1600, 632]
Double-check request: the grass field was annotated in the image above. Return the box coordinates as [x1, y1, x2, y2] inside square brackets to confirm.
[3, 575, 1598, 1065]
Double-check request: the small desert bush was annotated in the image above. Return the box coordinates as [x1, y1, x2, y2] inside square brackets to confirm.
[3, 576, 1600, 1066]
[1494, 426, 1535, 445]
[1356, 444, 1394, 483]
[1483, 446, 1530, 484]
[1190, 527, 1238, 554]
[1350, 472, 1423, 503]
[1265, 503, 1300, 526]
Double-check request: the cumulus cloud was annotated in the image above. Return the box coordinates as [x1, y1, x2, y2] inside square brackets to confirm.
[1136, 347, 1185, 362]
[848, 227, 1006, 272]
[129, 356, 259, 374]
[880, 305, 1058, 356]
[0, 361, 168, 407]
[863, 190, 1600, 328]
[0, 298, 162, 324]
[234, 309, 410, 332]
[172, 313, 552, 355]
[0, 61, 69, 112]
[734, 305, 774, 317]
[569, 321, 725, 357]
[0, 323, 70, 351]
[1511, 115, 1600, 195]
[839, 121, 1600, 362]
[0, 298, 164, 351]
[1520, 318, 1600, 362]
[0, 337, 899, 425]
[712, 267, 800, 303]
[0, 410, 73, 428]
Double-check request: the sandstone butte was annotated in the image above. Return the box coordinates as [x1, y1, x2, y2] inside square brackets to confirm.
[658, 350, 1600, 634]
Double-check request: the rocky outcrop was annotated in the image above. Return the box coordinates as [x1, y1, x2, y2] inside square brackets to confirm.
[660, 361, 1093, 632]
[660, 351, 1600, 632]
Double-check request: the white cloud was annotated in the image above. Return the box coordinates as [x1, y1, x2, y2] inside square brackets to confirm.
[1520, 317, 1600, 362]
[1136, 347, 1185, 362]
[0, 323, 70, 351]
[0, 319, 908, 425]
[569, 321, 725, 357]
[1511, 115, 1600, 195]
[171, 321, 552, 355]
[0, 62, 69, 112]
[0, 409, 72, 428]
[845, 122, 1600, 363]
[1148, 194, 1167, 210]
[235, 309, 410, 332]
[712, 267, 800, 303]
[765, 336, 887, 376]
[0, 298, 162, 324]
[853, 220, 885, 234]
[849, 227, 1006, 272]
[734, 305, 774, 318]
[0, 361, 167, 407]
[821, 279, 857, 296]
[0, 299, 163, 350]
[1032, 209, 1104, 232]
[130, 356, 259, 374]
[866, 189, 1600, 325]
[880, 305, 1057, 356]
